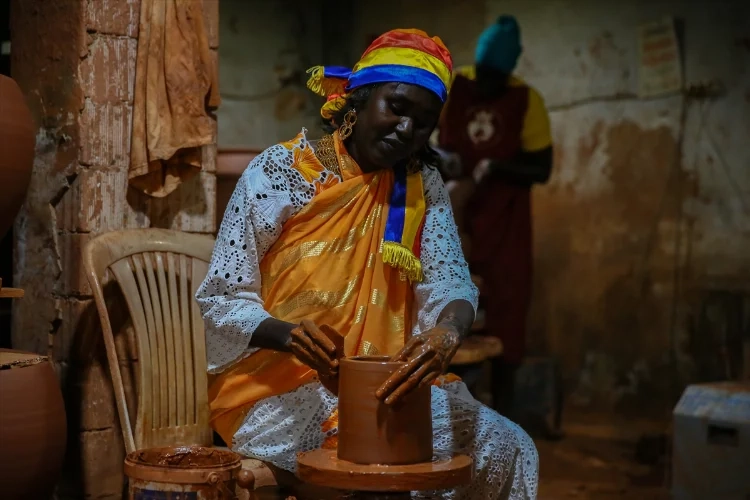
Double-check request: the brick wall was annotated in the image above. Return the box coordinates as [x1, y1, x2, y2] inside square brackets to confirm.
[10, 0, 219, 497]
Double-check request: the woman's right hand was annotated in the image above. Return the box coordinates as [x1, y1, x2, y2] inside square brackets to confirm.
[287, 319, 341, 378]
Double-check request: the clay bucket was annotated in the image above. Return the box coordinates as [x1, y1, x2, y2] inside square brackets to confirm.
[337, 355, 433, 465]
[124, 446, 254, 499]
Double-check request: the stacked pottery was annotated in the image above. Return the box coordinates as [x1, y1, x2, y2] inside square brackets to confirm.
[0, 74, 35, 239]
[0, 350, 67, 499]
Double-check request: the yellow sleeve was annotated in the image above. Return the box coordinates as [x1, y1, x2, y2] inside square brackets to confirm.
[453, 65, 476, 81]
[522, 87, 552, 152]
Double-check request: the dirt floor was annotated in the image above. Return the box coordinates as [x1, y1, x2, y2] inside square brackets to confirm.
[536, 410, 671, 500]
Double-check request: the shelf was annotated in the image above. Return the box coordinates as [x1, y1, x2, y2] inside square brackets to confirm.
[0, 287, 23, 299]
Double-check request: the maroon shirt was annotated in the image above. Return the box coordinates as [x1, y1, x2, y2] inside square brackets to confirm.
[438, 74, 533, 364]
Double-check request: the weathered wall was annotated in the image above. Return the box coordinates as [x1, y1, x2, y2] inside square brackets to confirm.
[217, 0, 326, 149]
[351, 0, 486, 70]
[483, 0, 750, 410]
[10, 0, 219, 496]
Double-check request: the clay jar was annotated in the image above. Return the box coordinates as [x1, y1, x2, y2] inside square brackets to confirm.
[0, 349, 67, 499]
[0, 75, 35, 240]
[337, 355, 433, 465]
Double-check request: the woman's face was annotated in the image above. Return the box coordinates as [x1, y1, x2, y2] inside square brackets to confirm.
[349, 83, 443, 172]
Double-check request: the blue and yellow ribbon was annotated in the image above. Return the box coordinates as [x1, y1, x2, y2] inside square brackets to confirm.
[382, 165, 425, 282]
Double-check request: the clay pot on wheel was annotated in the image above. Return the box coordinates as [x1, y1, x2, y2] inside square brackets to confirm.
[0, 349, 67, 499]
[0, 75, 35, 240]
[337, 356, 433, 465]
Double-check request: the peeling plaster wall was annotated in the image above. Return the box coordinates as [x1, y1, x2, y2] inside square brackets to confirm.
[484, 0, 750, 408]
[10, 0, 219, 496]
[217, 0, 326, 149]
[10, 0, 85, 359]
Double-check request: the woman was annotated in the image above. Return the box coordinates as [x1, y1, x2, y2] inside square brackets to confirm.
[197, 29, 538, 499]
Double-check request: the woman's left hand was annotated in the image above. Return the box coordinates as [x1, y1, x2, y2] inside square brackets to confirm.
[375, 324, 462, 405]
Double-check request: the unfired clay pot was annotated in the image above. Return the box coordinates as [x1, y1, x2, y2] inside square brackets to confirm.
[0, 75, 35, 240]
[337, 355, 433, 465]
[0, 349, 67, 499]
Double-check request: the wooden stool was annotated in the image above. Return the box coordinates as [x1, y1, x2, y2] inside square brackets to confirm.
[297, 449, 472, 499]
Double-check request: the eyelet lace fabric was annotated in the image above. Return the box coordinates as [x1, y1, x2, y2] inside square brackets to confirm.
[196, 141, 314, 372]
[196, 131, 536, 498]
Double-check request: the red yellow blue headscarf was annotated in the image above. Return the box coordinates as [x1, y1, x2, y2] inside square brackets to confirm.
[307, 29, 453, 119]
[306, 29, 453, 282]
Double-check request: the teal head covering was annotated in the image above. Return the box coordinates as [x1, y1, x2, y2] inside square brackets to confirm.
[475, 15, 522, 74]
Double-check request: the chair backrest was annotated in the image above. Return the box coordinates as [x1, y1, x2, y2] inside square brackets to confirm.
[83, 228, 216, 453]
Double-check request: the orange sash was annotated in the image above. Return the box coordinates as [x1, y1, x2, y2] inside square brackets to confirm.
[208, 133, 414, 445]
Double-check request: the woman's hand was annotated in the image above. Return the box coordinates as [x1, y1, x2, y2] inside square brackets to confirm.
[287, 320, 342, 379]
[374, 324, 462, 406]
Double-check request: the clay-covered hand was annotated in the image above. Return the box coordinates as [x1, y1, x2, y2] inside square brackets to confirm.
[375, 324, 462, 406]
[287, 320, 341, 379]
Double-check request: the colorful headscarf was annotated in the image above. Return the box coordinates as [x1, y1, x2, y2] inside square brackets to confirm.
[475, 15, 522, 74]
[306, 29, 453, 120]
[305, 29, 453, 282]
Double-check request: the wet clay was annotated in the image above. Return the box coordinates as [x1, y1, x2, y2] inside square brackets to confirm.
[337, 356, 432, 465]
[130, 446, 238, 468]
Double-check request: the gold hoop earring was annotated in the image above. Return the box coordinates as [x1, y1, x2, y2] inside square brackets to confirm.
[338, 109, 357, 140]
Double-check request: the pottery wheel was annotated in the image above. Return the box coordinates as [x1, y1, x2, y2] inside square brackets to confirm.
[297, 449, 472, 493]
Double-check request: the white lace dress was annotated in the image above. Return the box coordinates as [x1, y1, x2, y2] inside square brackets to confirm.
[196, 131, 538, 499]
